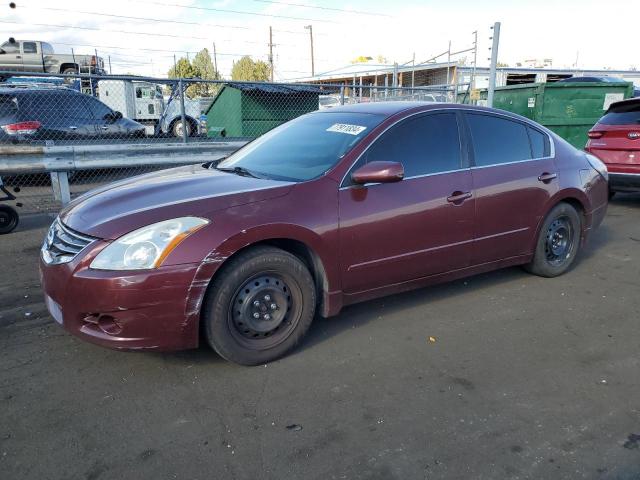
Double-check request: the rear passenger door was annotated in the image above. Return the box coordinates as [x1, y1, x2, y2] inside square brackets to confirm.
[463, 112, 557, 264]
[21, 41, 42, 72]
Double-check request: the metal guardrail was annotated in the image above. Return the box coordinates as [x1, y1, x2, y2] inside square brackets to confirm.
[0, 141, 247, 173]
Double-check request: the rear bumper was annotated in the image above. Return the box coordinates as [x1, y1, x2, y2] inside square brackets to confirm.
[609, 172, 640, 192]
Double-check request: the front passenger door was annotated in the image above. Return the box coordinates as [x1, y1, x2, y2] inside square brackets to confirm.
[338, 112, 475, 294]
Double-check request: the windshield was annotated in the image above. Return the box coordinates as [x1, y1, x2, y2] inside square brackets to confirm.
[216, 112, 384, 182]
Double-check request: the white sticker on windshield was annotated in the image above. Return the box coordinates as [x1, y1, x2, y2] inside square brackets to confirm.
[326, 123, 367, 136]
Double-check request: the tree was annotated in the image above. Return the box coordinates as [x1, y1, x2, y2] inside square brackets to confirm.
[231, 56, 271, 82]
[189, 48, 220, 97]
[168, 57, 197, 80]
[351, 55, 373, 64]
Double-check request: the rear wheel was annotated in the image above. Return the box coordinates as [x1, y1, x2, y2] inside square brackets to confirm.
[171, 119, 192, 137]
[0, 205, 19, 234]
[524, 202, 582, 277]
[203, 246, 316, 365]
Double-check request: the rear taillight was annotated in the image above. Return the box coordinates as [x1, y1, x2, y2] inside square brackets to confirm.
[90, 56, 97, 66]
[587, 131, 604, 139]
[1, 121, 41, 135]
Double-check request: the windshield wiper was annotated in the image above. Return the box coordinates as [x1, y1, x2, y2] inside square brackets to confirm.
[215, 165, 261, 179]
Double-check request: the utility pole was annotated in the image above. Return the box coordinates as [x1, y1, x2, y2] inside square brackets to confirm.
[212, 42, 218, 78]
[305, 25, 315, 77]
[446, 40, 451, 85]
[471, 30, 478, 90]
[411, 52, 415, 88]
[487, 21, 501, 108]
[268, 26, 274, 82]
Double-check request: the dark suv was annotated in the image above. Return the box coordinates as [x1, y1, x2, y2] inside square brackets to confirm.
[0, 86, 145, 143]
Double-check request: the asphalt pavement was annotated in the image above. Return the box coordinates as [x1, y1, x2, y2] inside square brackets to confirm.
[1, 195, 639, 480]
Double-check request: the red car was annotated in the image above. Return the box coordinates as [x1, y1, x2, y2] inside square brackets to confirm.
[586, 97, 640, 195]
[40, 103, 609, 365]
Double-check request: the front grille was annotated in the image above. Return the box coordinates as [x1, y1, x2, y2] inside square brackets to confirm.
[42, 219, 96, 265]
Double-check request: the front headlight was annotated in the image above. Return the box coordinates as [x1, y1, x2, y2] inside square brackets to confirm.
[90, 217, 209, 270]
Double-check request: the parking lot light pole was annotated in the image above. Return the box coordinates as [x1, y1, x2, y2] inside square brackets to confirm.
[487, 21, 501, 108]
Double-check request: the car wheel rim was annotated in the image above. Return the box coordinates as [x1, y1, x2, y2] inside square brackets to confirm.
[227, 273, 301, 350]
[544, 215, 573, 266]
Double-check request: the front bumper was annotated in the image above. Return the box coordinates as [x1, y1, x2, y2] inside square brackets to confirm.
[40, 241, 204, 351]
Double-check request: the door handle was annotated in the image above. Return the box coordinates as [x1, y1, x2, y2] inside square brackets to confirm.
[446, 191, 472, 205]
[538, 172, 557, 183]
[68, 126, 77, 130]
[16, 55, 21, 59]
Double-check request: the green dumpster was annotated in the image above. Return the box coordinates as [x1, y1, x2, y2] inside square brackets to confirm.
[460, 81, 634, 149]
[205, 83, 324, 138]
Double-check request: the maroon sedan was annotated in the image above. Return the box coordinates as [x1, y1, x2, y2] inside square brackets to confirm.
[40, 102, 609, 365]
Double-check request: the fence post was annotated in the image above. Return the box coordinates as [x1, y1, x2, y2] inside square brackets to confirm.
[50, 172, 71, 206]
[340, 85, 345, 105]
[179, 78, 187, 144]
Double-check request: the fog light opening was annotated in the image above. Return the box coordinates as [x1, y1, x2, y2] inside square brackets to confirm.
[97, 315, 123, 335]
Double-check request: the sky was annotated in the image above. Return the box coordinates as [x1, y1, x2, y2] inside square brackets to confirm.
[2, 0, 638, 80]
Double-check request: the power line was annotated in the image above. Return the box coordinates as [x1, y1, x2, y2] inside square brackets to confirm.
[0, 19, 211, 40]
[19, 4, 251, 31]
[250, 0, 392, 18]
[129, 0, 339, 23]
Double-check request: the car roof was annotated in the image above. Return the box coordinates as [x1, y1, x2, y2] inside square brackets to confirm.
[0, 86, 80, 96]
[313, 100, 533, 121]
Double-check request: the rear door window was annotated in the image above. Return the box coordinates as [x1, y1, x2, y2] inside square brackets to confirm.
[22, 42, 37, 54]
[83, 96, 112, 120]
[466, 113, 533, 166]
[361, 112, 462, 178]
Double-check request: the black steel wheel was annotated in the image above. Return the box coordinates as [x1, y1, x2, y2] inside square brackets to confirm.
[0, 205, 19, 234]
[203, 246, 316, 365]
[525, 202, 581, 278]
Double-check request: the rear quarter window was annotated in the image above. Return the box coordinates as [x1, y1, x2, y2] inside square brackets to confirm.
[527, 126, 550, 158]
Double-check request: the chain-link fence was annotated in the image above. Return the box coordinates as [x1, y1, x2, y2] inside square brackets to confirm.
[0, 72, 462, 229]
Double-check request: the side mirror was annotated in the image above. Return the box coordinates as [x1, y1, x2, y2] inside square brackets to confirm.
[351, 161, 404, 185]
[104, 111, 123, 122]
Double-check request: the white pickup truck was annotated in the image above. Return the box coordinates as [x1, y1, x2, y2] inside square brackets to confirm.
[98, 79, 204, 137]
[0, 40, 105, 76]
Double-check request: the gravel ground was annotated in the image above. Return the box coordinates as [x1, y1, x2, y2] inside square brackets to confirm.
[1, 195, 639, 480]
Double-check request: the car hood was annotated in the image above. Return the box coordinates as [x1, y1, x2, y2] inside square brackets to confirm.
[60, 164, 294, 239]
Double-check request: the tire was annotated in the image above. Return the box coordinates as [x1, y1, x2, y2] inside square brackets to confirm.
[0, 205, 19, 234]
[171, 119, 192, 138]
[524, 202, 582, 278]
[61, 67, 78, 75]
[203, 246, 316, 365]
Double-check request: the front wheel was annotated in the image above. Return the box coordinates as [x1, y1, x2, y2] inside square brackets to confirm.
[0, 205, 19, 234]
[524, 202, 582, 278]
[203, 246, 316, 365]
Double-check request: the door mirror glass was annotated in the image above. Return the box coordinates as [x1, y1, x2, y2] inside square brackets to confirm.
[351, 161, 404, 185]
